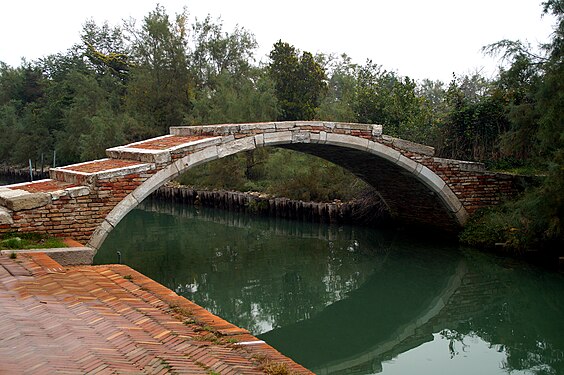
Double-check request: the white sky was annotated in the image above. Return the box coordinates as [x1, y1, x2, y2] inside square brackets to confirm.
[0, 0, 557, 82]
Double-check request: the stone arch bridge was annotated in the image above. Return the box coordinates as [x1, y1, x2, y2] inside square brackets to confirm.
[0, 121, 517, 250]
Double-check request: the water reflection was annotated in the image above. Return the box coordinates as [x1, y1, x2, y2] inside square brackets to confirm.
[95, 198, 564, 375]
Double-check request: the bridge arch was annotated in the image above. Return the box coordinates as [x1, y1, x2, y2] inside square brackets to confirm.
[88, 127, 468, 250]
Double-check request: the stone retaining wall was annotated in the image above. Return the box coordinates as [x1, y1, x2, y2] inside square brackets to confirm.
[152, 185, 389, 224]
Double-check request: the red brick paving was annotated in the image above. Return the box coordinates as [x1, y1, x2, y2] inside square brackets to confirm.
[61, 160, 146, 174]
[0, 253, 311, 374]
[7, 180, 78, 193]
[129, 136, 211, 150]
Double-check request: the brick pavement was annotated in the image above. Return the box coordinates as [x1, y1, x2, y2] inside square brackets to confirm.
[6, 180, 78, 194]
[129, 136, 210, 150]
[0, 253, 311, 374]
[60, 159, 147, 174]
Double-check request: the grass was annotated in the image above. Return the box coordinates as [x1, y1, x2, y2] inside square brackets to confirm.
[252, 354, 297, 375]
[0, 232, 67, 250]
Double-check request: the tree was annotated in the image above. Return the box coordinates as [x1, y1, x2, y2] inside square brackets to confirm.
[461, 0, 564, 254]
[317, 54, 358, 122]
[81, 20, 131, 83]
[124, 5, 193, 137]
[189, 16, 257, 89]
[437, 74, 509, 161]
[268, 41, 327, 121]
[186, 16, 277, 125]
[352, 61, 432, 142]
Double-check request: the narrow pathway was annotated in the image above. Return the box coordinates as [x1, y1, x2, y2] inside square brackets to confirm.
[0, 253, 311, 374]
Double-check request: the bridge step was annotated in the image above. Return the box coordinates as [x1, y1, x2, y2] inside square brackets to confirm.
[50, 159, 154, 186]
[106, 134, 221, 164]
[0, 179, 90, 214]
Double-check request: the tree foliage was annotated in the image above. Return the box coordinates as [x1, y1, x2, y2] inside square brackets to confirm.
[268, 41, 327, 120]
[460, 0, 564, 253]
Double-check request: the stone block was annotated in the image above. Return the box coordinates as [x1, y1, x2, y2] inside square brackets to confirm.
[367, 141, 401, 163]
[0, 206, 13, 225]
[1, 247, 97, 266]
[169, 126, 193, 136]
[457, 161, 486, 172]
[396, 154, 419, 174]
[187, 145, 219, 169]
[452, 204, 469, 226]
[439, 184, 464, 213]
[309, 132, 321, 144]
[45, 247, 96, 266]
[292, 131, 311, 144]
[49, 190, 67, 201]
[254, 133, 265, 147]
[371, 124, 383, 136]
[0, 189, 51, 211]
[275, 122, 297, 130]
[105, 194, 139, 228]
[66, 186, 91, 198]
[391, 137, 435, 156]
[240, 122, 275, 133]
[335, 122, 372, 131]
[318, 131, 328, 144]
[94, 163, 154, 182]
[107, 147, 171, 164]
[87, 219, 114, 250]
[263, 131, 292, 145]
[326, 133, 369, 151]
[218, 137, 256, 158]
[131, 162, 182, 203]
[416, 165, 447, 192]
[169, 137, 223, 156]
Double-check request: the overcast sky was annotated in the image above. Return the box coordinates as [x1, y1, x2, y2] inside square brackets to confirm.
[0, 0, 556, 82]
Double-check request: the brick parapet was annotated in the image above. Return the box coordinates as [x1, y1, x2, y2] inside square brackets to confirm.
[418, 157, 519, 214]
[0, 170, 157, 241]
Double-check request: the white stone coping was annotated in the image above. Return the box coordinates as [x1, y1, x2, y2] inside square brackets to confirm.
[432, 157, 486, 172]
[0, 185, 50, 211]
[234, 340, 266, 346]
[106, 135, 222, 163]
[0, 246, 96, 266]
[51, 158, 154, 181]
[382, 135, 435, 156]
[170, 121, 383, 137]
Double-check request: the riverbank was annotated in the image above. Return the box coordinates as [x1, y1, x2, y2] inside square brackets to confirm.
[152, 183, 390, 226]
[0, 164, 49, 183]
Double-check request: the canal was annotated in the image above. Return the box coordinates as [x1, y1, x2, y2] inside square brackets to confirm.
[85, 198, 563, 374]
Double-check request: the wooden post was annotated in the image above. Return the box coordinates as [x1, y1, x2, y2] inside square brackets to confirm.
[29, 159, 33, 182]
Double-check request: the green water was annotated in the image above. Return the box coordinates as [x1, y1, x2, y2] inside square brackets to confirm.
[95, 198, 564, 375]
[0, 174, 28, 186]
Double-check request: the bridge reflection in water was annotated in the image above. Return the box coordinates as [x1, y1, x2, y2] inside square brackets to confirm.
[95, 198, 564, 375]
